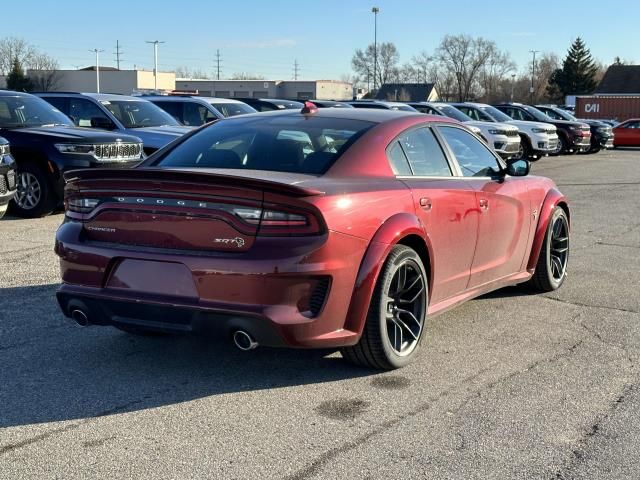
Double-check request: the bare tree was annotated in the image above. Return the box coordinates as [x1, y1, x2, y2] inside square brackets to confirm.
[0, 37, 37, 75]
[174, 66, 211, 79]
[478, 48, 515, 103]
[27, 53, 61, 91]
[230, 72, 265, 80]
[352, 42, 400, 89]
[436, 35, 499, 101]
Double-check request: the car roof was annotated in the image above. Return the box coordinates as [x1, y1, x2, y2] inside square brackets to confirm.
[220, 105, 436, 124]
[349, 100, 411, 107]
[144, 96, 247, 105]
[37, 92, 146, 102]
[0, 90, 33, 97]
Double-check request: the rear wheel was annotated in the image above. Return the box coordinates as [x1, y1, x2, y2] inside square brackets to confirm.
[528, 207, 569, 292]
[341, 245, 428, 370]
[11, 162, 56, 218]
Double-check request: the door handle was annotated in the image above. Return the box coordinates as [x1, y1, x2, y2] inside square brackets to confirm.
[479, 198, 489, 211]
[419, 197, 432, 211]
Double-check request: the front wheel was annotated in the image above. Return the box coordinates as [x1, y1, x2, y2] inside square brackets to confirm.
[528, 207, 569, 292]
[341, 245, 428, 370]
[11, 163, 56, 218]
[552, 136, 567, 156]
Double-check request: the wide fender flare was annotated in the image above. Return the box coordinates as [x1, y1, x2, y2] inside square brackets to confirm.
[343, 213, 433, 337]
[526, 188, 570, 272]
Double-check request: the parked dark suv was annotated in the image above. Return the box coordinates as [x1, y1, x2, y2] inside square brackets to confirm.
[144, 96, 257, 126]
[0, 137, 17, 219]
[535, 105, 614, 153]
[493, 103, 591, 155]
[36, 93, 192, 155]
[0, 91, 143, 217]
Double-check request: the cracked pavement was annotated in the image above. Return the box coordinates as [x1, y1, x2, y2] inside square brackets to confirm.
[1, 149, 639, 479]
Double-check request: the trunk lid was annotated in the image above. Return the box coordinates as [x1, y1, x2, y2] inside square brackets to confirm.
[64, 168, 324, 253]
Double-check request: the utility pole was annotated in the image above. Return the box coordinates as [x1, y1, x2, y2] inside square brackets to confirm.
[114, 40, 123, 70]
[215, 49, 222, 80]
[293, 59, 300, 80]
[372, 6, 379, 92]
[89, 48, 104, 93]
[529, 50, 539, 103]
[146, 40, 165, 90]
[510, 73, 516, 102]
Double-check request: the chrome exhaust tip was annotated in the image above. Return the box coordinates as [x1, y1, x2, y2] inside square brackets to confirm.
[232, 330, 258, 351]
[70, 309, 89, 327]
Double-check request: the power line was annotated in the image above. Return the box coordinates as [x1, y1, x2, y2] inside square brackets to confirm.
[114, 40, 123, 70]
[293, 59, 300, 80]
[215, 49, 222, 80]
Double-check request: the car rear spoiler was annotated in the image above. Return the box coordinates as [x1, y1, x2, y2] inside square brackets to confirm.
[63, 168, 325, 197]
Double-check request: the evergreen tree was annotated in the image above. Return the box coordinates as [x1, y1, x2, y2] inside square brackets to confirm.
[6, 57, 33, 92]
[546, 38, 598, 98]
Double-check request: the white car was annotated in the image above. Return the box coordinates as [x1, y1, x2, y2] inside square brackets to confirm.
[453, 103, 558, 160]
[409, 102, 520, 159]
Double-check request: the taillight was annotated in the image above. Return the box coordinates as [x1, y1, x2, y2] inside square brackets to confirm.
[66, 197, 100, 213]
[233, 206, 322, 236]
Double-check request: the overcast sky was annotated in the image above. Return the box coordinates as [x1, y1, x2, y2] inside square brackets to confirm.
[6, 0, 638, 79]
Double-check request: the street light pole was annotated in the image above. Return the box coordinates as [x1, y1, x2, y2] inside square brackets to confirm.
[372, 6, 379, 93]
[511, 73, 516, 102]
[529, 50, 539, 103]
[146, 40, 165, 90]
[89, 48, 104, 93]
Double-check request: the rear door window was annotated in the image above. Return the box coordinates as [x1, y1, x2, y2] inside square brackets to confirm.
[397, 127, 452, 177]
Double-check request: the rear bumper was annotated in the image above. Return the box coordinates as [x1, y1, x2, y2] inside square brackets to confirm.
[55, 221, 369, 348]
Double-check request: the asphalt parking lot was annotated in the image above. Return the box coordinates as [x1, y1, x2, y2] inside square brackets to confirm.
[1, 149, 639, 479]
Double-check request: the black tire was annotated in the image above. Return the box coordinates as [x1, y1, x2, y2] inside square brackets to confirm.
[10, 162, 56, 218]
[551, 135, 567, 156]
[528, 207, 569, 292]
[515, 135, 532, 161]
[341, 245, 428, 370]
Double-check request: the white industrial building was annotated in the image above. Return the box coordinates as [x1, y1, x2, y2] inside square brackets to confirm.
[174, 79, 353, 100]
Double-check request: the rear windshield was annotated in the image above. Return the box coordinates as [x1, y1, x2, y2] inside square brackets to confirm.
[153, 115, 374, 174]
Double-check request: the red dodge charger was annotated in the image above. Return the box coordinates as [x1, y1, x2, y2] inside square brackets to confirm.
[55, 104, 570, 369]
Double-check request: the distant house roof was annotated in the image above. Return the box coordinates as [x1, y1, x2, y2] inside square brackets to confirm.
[375, 83, 437, 102]
[79, 66, 119, 72]
[596, 65, 640, 94]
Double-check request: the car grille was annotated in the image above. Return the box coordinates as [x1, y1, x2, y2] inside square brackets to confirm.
[505, 130, 519, 137]
[504, 142, 520, 153]
[6, 169, 15, 190]
[548, 138, 559, 150]
[0, 175, 6, 194]
[94, 143, 143, 161]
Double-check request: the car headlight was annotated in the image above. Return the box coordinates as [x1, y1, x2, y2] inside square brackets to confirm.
[488, 129, 507, 135]
[55, 144, 96, 155]
[531, 128, 548, 133]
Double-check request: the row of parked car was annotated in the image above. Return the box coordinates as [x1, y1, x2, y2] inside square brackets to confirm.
[0, 89, 636, 220]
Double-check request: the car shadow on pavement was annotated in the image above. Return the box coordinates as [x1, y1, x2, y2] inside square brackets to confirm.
[0, 284, 378, 429]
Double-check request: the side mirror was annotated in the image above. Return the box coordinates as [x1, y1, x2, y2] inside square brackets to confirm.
[90, 116, 114, 130]
[505, 158, 530, 177]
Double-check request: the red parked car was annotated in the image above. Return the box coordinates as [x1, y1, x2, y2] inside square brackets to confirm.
[55, 105, 570, 369]
[613, 119, 640, 147]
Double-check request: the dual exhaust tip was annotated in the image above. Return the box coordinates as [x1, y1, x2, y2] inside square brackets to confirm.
[69, 308, 259, 351]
